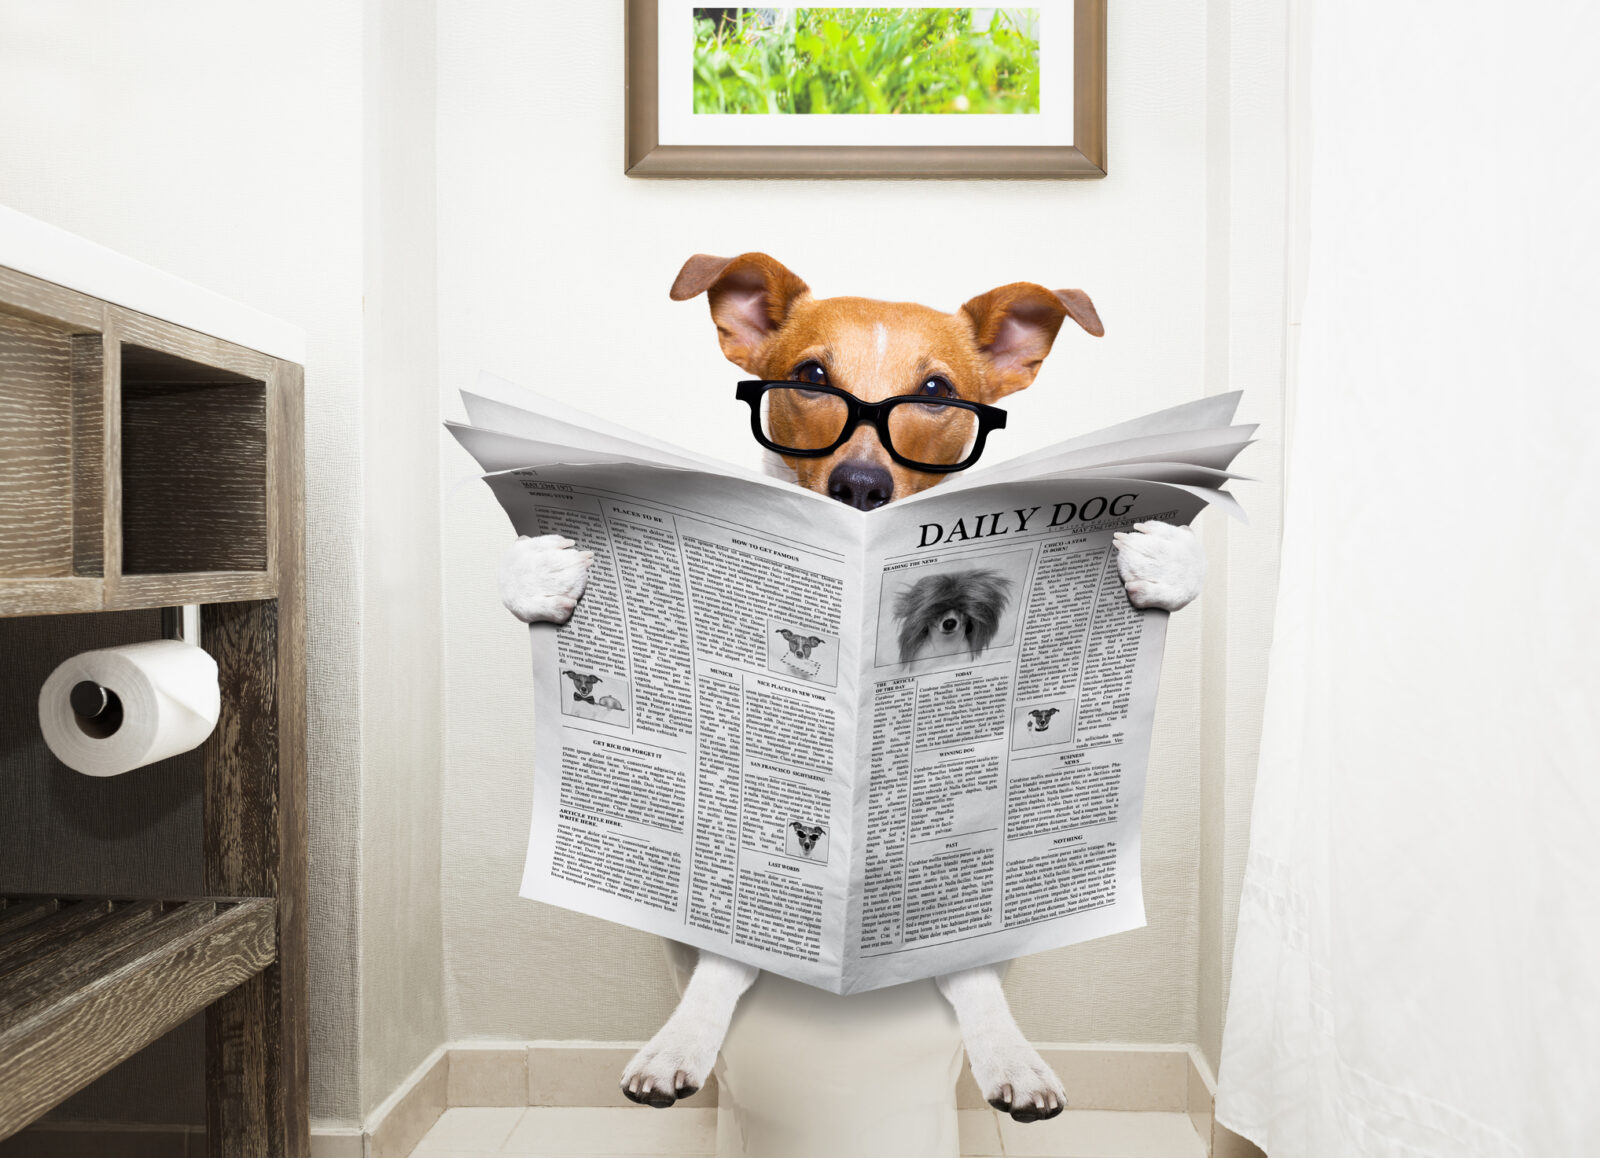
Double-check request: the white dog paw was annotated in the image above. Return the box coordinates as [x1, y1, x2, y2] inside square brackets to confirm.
[966, 1033, 1067, 1123]
[620, 1028, 718, 1109]
[498, 534, 593, 624]
[1113, 520, 1206, 612]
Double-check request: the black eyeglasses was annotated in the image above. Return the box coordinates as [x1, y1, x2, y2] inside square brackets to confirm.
[735, 381, 1007, 473]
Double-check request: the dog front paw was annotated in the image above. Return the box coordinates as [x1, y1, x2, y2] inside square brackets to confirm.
[498, 534, 593, 624]
[620, 1032, 717, 1110]
[1113, 520, 1206, 612]
[966, 1034, 1067, 1123]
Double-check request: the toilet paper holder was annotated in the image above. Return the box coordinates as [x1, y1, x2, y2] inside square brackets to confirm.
[69, 605, 201, 735]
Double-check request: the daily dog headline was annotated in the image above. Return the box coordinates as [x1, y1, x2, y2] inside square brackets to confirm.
[913, 493, 1140, 549]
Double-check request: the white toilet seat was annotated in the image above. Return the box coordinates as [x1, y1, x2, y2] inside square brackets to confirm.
[666, 942, 964, 1158]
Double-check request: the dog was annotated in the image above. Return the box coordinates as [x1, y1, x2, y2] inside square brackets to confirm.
[562, 669, 624, 711]
[790, 821, 825, 855]
[895, 568, 1012, 665]
[497, 253, 1208, 1122]
[1027, 707, 1061, 732]
[776, 628, 826, 660]
[562, 670, 602, 698]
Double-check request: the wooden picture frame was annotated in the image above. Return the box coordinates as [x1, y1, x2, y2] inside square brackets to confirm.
[625, 1, 1106, 178]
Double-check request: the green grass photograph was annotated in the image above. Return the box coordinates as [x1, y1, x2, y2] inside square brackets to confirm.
[692, 8, 1041, 115]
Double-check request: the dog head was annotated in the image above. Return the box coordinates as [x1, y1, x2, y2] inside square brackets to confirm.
[672, 253, 1102, 510]
[1027, 707, 1061, 731]
[562, 670, 602, 697]
[777, 628, 825, 659]
[894, 568, 1013, 663]
[790, 821, 825, 855]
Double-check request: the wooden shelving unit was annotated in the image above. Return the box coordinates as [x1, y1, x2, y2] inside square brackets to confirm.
[0, 256, 307, 1156]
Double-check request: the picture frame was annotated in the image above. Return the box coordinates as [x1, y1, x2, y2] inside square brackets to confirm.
[625, 2, 1106, 178]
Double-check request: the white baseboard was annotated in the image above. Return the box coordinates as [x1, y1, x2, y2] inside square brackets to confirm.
[5, 1042, 1239, 1158]
[1182, 1048, 1266, 1158]
[349, 1040, 1219, 1158]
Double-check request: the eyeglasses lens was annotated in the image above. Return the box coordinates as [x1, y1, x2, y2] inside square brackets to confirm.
[886, 401, 979, 467]
[760, 386, 849, 451]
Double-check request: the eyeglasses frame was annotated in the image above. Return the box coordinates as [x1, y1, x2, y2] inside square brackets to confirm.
[735, 380, 1007, 473]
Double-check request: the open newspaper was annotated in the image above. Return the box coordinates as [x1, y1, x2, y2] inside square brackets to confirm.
[449, 374, 1251, 994]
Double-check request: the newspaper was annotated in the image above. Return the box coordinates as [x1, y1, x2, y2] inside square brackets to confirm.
[449, 375, 1251, 994]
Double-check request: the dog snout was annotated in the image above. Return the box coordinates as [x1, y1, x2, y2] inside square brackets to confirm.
[827, 460, 894, 511]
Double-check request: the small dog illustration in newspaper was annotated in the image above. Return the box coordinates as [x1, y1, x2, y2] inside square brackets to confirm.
[895, 568, 1013, 665]
[1027, 707, 1061, 732]
[562, 670, 603, 699]
[777, 628, 825, 659]
[1012, 700, 1076, 751]
[560, 669, 629, 722]
[788, 820, 827, 858]
[765, 621, 840, 685]
[498, 253, 1208, 1123]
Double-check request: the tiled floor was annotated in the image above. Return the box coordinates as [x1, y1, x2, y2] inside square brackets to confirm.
[405, 1105, 1207, 1158]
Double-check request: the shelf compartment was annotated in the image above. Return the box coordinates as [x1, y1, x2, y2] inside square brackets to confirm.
[0, 306, 103, 583]
[120, 343, 269, 576]
[0, 894, 276, 1140]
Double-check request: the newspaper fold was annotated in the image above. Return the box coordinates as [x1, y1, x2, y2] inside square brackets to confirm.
[449, 376, 1250, 994]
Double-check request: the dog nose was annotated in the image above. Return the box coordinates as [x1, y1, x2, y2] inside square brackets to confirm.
[827, 461, 893, 511]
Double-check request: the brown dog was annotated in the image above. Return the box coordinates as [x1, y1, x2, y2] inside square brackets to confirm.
[669, 252, 1102, 508]
[498, 254, 1207, 1124]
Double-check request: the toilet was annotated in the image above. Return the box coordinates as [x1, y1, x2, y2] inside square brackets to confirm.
[666, 942, 966, 1158]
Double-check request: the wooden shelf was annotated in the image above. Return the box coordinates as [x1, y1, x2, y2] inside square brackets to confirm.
[0, 232, 308, 1155]
[0, 895, 276, 1140]
[0, 262, 295, 620]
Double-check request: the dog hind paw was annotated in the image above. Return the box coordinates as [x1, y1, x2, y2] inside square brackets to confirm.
[968, 1038, 1067, 1123]
[1113, 520, 1206, 612]
[620, 1041, 714, 1110]
[498, 534, 593, 624]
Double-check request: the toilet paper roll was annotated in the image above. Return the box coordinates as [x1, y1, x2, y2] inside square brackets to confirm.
[38, 640, 221, 777]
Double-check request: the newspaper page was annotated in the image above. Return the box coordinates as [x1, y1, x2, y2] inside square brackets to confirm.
[466, 450, 868, 990]
[451, 401, 1240, 993]
[843, 477, 1205, 992]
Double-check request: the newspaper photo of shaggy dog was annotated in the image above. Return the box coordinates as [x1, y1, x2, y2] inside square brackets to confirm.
[875, 548, 1032, 672]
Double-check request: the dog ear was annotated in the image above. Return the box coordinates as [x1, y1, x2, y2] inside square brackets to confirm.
[960, 283, 1103, 401]
[671, 253, 811, 375]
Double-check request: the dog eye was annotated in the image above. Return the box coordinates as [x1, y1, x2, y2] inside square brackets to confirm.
[918, 376, 956, 400]
[792, 360, 830, 388]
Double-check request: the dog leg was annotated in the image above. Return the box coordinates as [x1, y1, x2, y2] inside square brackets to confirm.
[1113, 520, 1207, 612]
[499, 534, 594, 623]
[622, 950, 759, 1108]
[937, 965, 1066, 1123]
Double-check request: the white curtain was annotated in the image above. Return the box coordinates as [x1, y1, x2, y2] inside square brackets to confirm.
[1215, 3, 1600, 1156]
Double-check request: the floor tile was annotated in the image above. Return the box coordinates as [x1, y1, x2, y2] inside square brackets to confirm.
[502, 1108, 717, 1154]
[413, 1108, 526, 1152]
[996, 1110, 1206, 1158]
[959, 1108, 1004, 1155]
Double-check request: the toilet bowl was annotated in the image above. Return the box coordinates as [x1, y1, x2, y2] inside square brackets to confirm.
[665, 941, 965, 1158]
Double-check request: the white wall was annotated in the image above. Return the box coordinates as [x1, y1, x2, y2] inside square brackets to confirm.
[360, 0, 447, 1115]
[0, 0, 447, 1125]
[1196, 0, 1291, 1071]
[436, 0, 1286, 1050]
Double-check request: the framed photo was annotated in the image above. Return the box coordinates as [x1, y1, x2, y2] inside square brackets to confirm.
[625, 3, 1106, 178]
